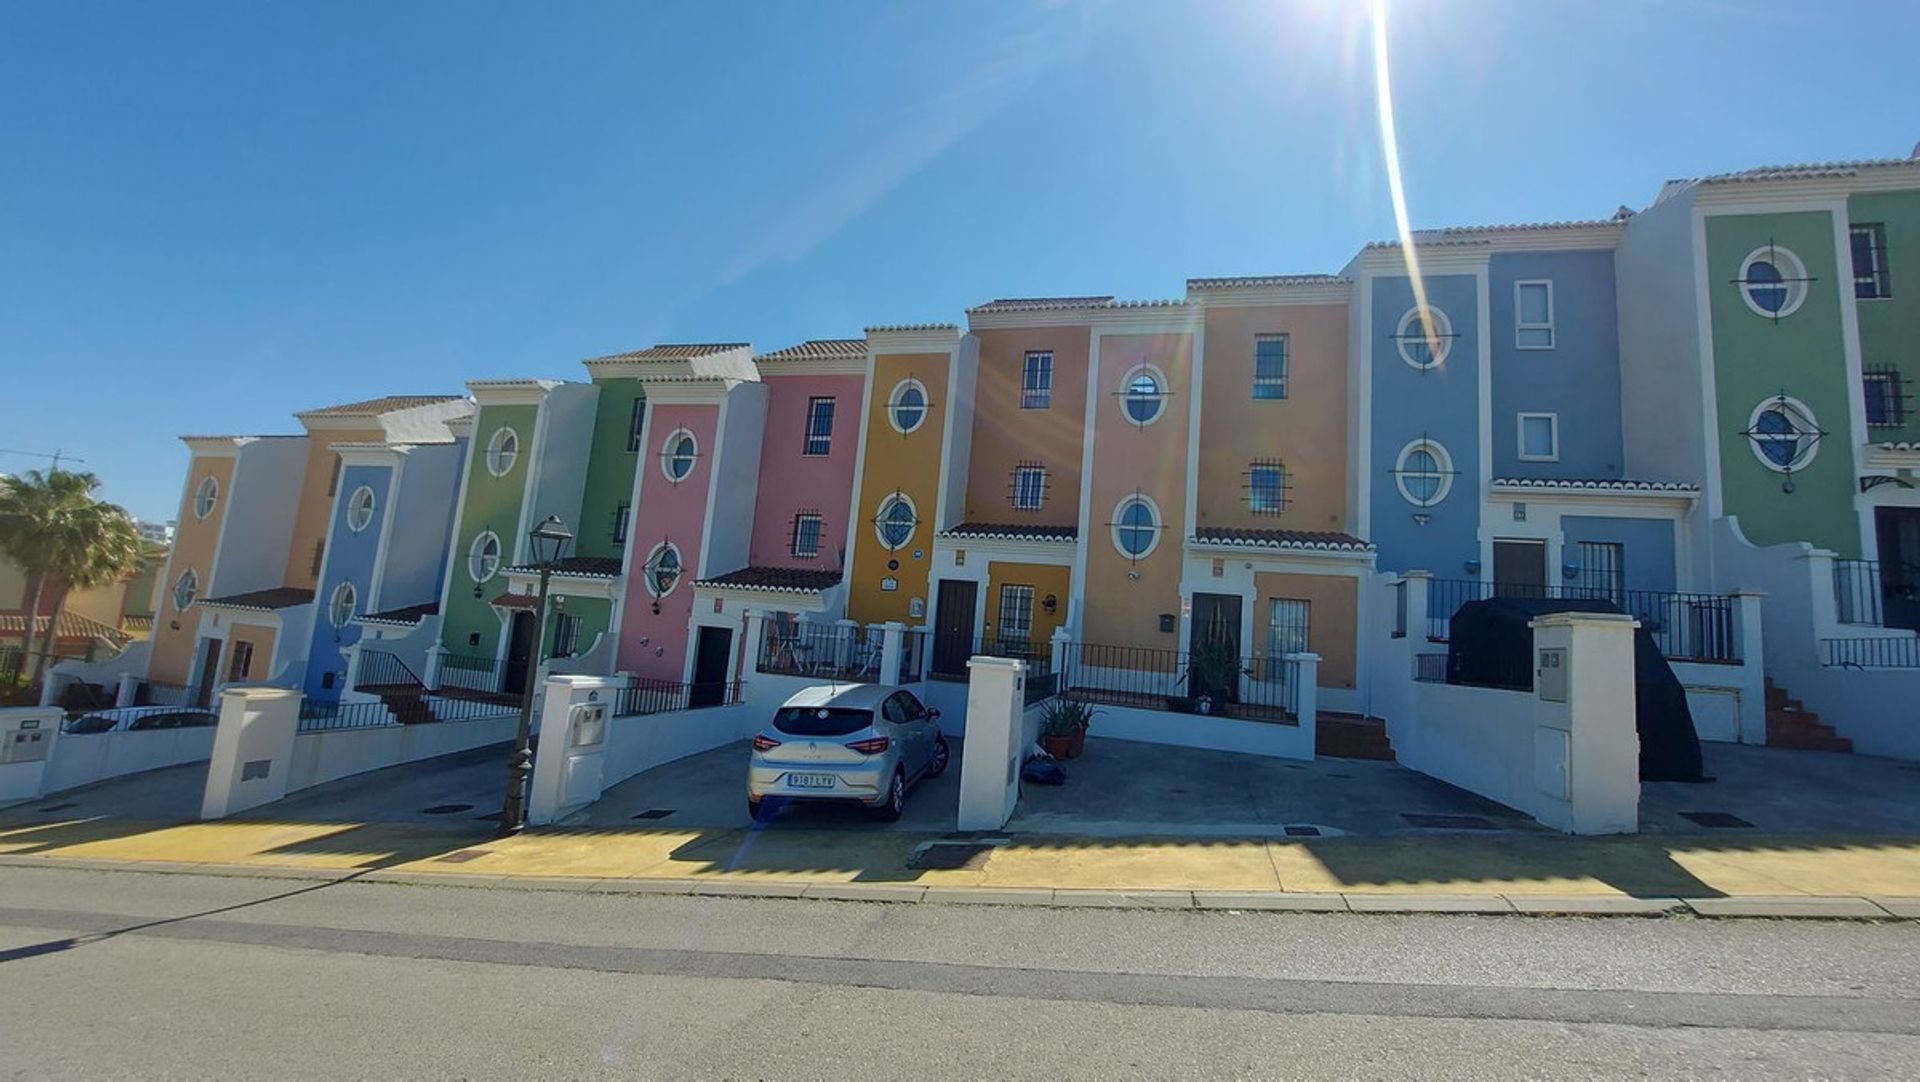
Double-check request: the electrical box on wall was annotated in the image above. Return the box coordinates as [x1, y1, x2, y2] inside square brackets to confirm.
[1537, 647, 1568, 703]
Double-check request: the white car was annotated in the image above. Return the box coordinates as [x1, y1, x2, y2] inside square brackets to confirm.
[748, 683, 948, 822]
[63, 706, 219, 734]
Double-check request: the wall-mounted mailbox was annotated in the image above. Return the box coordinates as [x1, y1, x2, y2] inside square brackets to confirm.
[1537, 647, 1568, 703]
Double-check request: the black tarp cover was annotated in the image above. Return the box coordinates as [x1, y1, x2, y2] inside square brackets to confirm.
[1446, 597, 1706, 783]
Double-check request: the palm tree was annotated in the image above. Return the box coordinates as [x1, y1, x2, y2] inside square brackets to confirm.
[0, 469, 145, 685]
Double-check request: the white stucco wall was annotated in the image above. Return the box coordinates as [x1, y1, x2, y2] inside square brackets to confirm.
[700, 382, 769, 578]
[526, 382, 599, 552]
[41, 727, 215, 796]
[217, 438, 310, 596]
[380, 442, 464, 608]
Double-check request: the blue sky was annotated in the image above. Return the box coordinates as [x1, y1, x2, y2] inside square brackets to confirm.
[3, 0, 1916, 522]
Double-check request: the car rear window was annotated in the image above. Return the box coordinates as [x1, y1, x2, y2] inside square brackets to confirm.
[64, 715, 116, 734]
[772, 706, 873, 737]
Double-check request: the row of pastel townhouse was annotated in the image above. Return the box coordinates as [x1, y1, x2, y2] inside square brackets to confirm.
[113, 150, 1920, 762]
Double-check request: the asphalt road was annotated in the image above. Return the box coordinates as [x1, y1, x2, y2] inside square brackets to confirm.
[2, 865, 1917, 1079]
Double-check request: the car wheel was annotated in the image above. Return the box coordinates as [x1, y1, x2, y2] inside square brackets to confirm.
[928, 736, 951, 778]
[873, 770, 905, 822]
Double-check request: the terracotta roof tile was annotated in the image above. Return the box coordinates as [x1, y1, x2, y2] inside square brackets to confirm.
[358, 601, 439, 626]
[1191, 527, 1372, 552]
[937, 522, 1079, 543]
[1490, 477, 1699, 494]
[504, 556, 624, 579]
[693, 566, 844, 593]
[197, 586, 317, 611]
[583, 343, 750, 364]
[296, 395, 464, 418]
[1186, 274, 1349, 290]
[757, 339, 867, 362]
[0, 610, 132, 645]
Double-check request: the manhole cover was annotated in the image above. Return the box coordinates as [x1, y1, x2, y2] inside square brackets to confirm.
[34, 802, 78, 814]
[1679, 810, 1755, 829]
[436, 849, 490, 864]
[911, 842, 995, 871]
[631, 809, 675, 820]
[1402, 813, 1497, 830]
[422, 803, 475, 815]
[1283, 825, 1321, 837]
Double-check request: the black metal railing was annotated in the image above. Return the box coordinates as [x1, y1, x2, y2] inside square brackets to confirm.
[356, 650, 425, 691]
[1055, 641, 1294, 722]
[1413, 653, 1448, 683]
[612, 679, 743, 718]
[137, 680, 199, 707]
[756, 621, 883, 681]
[1833, 560, 1884, 627]
[1423, 579, 1740, 663]
[897, 628, 927, 684]
[1024, 668, 1060, 706]
[1821, 636, 1920, 669]
[436, 652, 514, 699]
[297, 699, 397, 732]
[928, 634, 1049, 682]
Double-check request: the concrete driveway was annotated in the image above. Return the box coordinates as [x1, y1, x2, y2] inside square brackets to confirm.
[580, 738, 963, 833]
[1641, 742, 1920, 835]
[0, 761, 211, 824]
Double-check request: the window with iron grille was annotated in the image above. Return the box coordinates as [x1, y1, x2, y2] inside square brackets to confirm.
[1247, 461, 1288, 514]
[553, 613, 581, 658]
[1022, 351, 1053, 409]
[791, 512, 823, 559]
[626, 397, 647, 452]
[228, 640, 254, 682]
[1865, 366, 1908, 428]
[1575, 541, 1625, 604]
[998, 584, 1034, 652]
[612, 501, 630, 544]
[1267, 599, 1309, 660]
[1852, 223, 1891, 300]
[1253, 335, 1289, 399]
[804, 397, 835, 455]
[1012, 464, 1046, 510]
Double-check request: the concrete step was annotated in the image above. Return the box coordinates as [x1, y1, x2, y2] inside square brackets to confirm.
[1760, 678, 1854, 753]
[1316, 713, 1395, 761]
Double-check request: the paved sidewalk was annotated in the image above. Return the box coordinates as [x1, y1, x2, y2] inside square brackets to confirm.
[1, 811, 1917, 918]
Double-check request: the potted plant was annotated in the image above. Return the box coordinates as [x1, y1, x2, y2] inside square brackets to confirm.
[1182, 638, 1245, 715]
[1039, 698, 1098, 759]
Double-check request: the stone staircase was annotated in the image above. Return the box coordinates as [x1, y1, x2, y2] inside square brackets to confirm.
[362, 682, 437, 725]
[1764, 679, 1852, 753]
[1316, 711, 1395, 761]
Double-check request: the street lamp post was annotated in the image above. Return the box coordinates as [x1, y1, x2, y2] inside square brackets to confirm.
[498, 514, 572, 835]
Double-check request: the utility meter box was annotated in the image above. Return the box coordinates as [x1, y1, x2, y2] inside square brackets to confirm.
[1, 715, 52, 764]
[569, 702, 607, 748]
[558, 699, 609, 813]
[1536, 647, 1569, 704]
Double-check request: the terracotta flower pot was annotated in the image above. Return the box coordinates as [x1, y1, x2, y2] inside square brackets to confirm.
[1041, 734, 1075, 760]
[1066, 727, 1086, 758]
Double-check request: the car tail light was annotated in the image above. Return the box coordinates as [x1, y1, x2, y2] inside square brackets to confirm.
[846, 736, 890, 755]
[752, 734, 781, 752]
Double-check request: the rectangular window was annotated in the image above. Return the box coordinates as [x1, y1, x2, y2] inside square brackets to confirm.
[1518, 413, 1559, 462]
[553, 613, 581, 658]
[1253, 335, 1289, 399]
[227, 641, 253, 682]
[1267, 599, 1310, 660]
[1575, 541, 1625, 604]
[612, 501, 630, 544]
[1852, 223, 1891, 300]
[626, 397, 647, 452]
[997, 584, 1034, 652]
[1865, 367, 1907, 428]
[1022, 351, 1053, 409]
[1248, 462, 1287, 514]
[791, 512, 823, 559]
[1515, 280, 1554, 349]
[1012, 465, 1046, 510]
[804, 397, 835, 456]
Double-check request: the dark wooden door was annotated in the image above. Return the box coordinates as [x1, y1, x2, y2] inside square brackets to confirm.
[1492, 541, 1548, 597]
[194, 640, 223, 707]
[931, 580, 978, 678]
[1188, 593, 1243, 703]
[689, 626, 733, 707]
[1878, 508, 1920, 631]
[502, 610, 537, 696]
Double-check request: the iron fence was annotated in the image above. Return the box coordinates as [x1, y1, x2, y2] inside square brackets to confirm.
[1423, 579, 1739, 663]
[756, 620, 882, 681]
[1055, 641, 1293, 722]
[356, 650, 425, 691]
[137, 680, 199, 707]
[1820, 636, 1920, 669]
[1833, 560, 1884, 627]
[612, 679, 742, 718]
[1413, 652, 1448, 683]
[1024, 668, 1060, 706]
[928, 634, 1049, 682]
[297, 699, 397, 731]
[437, 652, 513, 699]
[897, 628, 927, 684]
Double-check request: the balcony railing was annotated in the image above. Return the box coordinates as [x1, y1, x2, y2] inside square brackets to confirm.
[1424, 579, 1739, 663]
[1055, 641, 1294, 723]
[756, 621, 884, 681]
[613, 678, 743, 717]
[355, 650, 425, 692]
[1833, 560, 1885, 627]
[897, 627, 927, 685]
[436, 652, 516, 702]
[928, 634, 1049, 682]
[1820, 637, 1920, 669]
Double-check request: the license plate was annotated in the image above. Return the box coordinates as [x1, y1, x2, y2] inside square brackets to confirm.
[788, 773, 837, 790]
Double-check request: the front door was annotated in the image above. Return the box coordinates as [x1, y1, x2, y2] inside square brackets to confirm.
[1877, 507, 1920, 631]
[193, 639, 223, 708]
[1492, 540, 1548, 598]
[689, 626, 733, 708]
[502, 610, 537, 697]
[1188, 593, 1243, 704]
[931, 579, 978, 679]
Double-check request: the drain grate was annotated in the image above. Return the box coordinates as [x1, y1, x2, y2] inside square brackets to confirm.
[1328, 773, 1353, 780]
[436, 849, 490, 864]
[34, 802, 78, 814]
[911, 842, 995, 871]
[1679, 810, 1755, 829]
[421, 803, 475, 815]
[631, 809, 676, 820]
[1402, 813, 1497, 830]
[1283, 825, 1322, 837]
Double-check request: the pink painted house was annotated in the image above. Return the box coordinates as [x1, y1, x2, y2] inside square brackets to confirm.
[746, 340, 868, 572]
